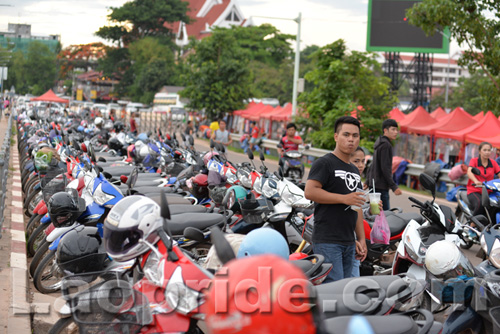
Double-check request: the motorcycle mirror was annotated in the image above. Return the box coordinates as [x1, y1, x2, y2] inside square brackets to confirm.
[277, 143, 283, 149]
[67, 129, 73, 134]
[259, 151, 265, 161]
[305, 144, 310, 150]
[481, 186, 491, 210]
[210, 226, 235, 265]
[210, 139, 215, 149]
[98, 156, 106, 163]
[419, 173, 436, 198]
[73, 141, 80, 151]
[218, 143, 226, 153]
[102, 171, 112, 179]
[127, 167, 139, 189]
[471, 167, 481, 176]
[96, 165, 104, 173]
[247, 149, 254, 160]
[173, 133, 177, 140]
[183, 227, 205, 242]
[160, 190, 171, 219]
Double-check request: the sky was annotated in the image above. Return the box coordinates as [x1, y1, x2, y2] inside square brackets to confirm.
[0, 0, 461, 57]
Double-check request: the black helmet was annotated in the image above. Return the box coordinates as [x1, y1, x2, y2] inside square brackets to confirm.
[56, 226, 108, 276]
[47, 189, 86, 228]
[114, 121, 124, 132]
[108, 137, 123, 151]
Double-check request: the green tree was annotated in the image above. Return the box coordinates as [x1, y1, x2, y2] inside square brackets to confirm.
[5, 41, 58, 95]
[431, 72, 497, 114]
[181, 28, 252, 120]
[296, 40, 397, 151]
[96, 0, 191, 46]
[407, 0, 500, 112]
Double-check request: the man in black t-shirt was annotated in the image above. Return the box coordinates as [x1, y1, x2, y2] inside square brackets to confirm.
[305, 116, 367, 282]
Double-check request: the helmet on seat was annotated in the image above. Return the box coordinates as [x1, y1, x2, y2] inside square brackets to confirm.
[203, 151, 219, 166]
[103, 196, 162, 262]
[237, 228, 289, 260]
[114, 121, 124, 132]
[94, 117, 104, 127]
[48, 190, 86, 228]
[205, 255, 318, 334]
[425, 240, 475, 280]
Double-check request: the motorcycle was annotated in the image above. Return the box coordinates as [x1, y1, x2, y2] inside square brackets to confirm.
[278, 143, 310, 185]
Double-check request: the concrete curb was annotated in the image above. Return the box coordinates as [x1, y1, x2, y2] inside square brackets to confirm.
[7, 140, 31, 333]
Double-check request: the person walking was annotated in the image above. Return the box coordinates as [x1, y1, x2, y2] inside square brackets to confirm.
[211, 119, 232, 147]
[304, 116, 367, 282]
[367, 119, 402, 211]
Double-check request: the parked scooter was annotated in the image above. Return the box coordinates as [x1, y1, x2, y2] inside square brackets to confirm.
[277, 143, 310, 185]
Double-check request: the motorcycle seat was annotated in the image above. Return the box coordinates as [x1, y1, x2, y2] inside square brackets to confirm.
[123, 186, 180, 195]
[147, 194, 193, 205]
[322, 314, 419, 334]
[316, 275, 415, 317]
[166, 212, 225, 236]
[457, 189, 471, 207]
[101, 166, 136, 176]
[295, 207, 314, 216]
[169, 204, 207, 215]
[366, 211, 421, 236]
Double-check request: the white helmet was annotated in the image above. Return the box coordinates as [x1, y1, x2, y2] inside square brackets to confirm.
[103, 196, 162, 262]
[425, 240, 475, 280]
[94, 117, 104, 127]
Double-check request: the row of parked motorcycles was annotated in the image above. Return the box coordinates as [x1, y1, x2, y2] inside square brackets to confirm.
[14, 107, 500, 333]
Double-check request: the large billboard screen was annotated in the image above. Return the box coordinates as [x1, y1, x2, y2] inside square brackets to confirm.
[367, 0, 449, 53]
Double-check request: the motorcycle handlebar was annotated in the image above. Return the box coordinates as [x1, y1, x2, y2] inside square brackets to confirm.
[408, 196, 426, 208]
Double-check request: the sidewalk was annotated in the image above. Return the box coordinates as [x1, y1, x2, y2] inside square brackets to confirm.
[0, 114, 32, 334]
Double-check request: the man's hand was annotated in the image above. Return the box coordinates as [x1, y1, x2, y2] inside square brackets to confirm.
[344, 192, 366, 207]
[394, 188, 402, 195]
[355, 239, 367, 261]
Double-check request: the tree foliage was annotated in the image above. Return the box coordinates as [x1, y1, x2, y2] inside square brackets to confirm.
[181, 28, 252, 120]
[407, 0, 500, 111]
[5, 41, 58, 95]
[296, 40, 397, 151]
[96, 0, 190, 46]
[58, 43, 107, 78]
[431, 71, 497, 114]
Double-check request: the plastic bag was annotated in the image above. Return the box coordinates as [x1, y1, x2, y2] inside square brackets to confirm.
[370, 211, 390, 245]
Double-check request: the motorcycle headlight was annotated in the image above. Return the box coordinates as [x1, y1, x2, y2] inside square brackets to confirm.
[93, 183, 117, 207]
[285, 151, 301, 159]
[237, 170, 252, 189]
[404, 235, 423, 264]
[186, 154, 197, 165]
[253, 176, 263, 194]
[165, 266, 201, 315]
[490, 239, 500, 269]
[281, 185, 302, 205]
[143, 252, 164, 287]
[262, 179, 278, 199]
[225, 170, 237, 184]
[227, 191, 236, 210]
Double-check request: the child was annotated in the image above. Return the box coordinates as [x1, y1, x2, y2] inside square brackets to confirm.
[350, 147, 383, 277]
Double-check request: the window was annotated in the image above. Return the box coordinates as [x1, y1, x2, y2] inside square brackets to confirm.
[225, 8, 241, 22]
[449, 68, 456, 73]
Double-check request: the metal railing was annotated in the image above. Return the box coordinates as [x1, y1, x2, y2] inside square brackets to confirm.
[0, 114, 13, 238]
[229, 133, 468, 190]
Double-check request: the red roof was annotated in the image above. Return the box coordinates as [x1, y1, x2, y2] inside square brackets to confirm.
[166, 0, 233, 41]
[31, 89, 69, 104]
[239, 102, 266, 118]
[431, 107, 448, 120]
[435, 111, 498, 141]
[246, 104, 274, 121]
[233, 101, 257, 116]
[388, 107, 406, 123]
[399, 106, 436, 133]
[261, 105, 282, 119]
[412, 107, 474, 136]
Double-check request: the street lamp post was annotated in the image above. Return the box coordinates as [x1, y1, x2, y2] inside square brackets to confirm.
[250, 13, 302, 118]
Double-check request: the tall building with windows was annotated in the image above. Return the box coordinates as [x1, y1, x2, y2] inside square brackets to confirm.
[0, 23, 60, 54]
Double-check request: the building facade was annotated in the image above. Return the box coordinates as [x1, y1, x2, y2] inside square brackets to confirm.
[0, 23, 60, 54]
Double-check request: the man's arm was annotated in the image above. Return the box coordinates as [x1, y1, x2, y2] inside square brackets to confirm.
[288, 136, 303, 145]
[304, 179, 366, 207]
[379, 145, 400, 193]
[355, 209, 367, 261]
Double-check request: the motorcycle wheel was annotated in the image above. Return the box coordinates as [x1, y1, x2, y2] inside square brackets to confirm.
[48, 317, 77, 334]
[30, 240, 49, 278]
[26, 213, 42, 240]
[33, 250, 63, 294]
[27, 222, 49, 257]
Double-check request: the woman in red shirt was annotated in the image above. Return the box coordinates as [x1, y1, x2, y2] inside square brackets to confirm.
[467, 141, 500, 215]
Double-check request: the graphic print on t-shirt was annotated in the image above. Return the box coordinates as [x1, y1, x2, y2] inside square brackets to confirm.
[335, 170, 361, 191]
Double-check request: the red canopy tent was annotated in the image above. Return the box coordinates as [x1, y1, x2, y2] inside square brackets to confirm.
[465, 112, 500, 145]
[238, 102, 266, 118]
[246, 104, 274, 121]
[262, 106, 282, 119]
[434, 111, 498, 141]
[388, 107, 406, 123]
[399, 106, 437, 133]
[473, 112, 484, 121]
[430, 107, 447, 119]
[271, 104, 292, 121]
[233, 102, 258, 116]
[31, 89, 69, 104]
[408, 107, 474, 136]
